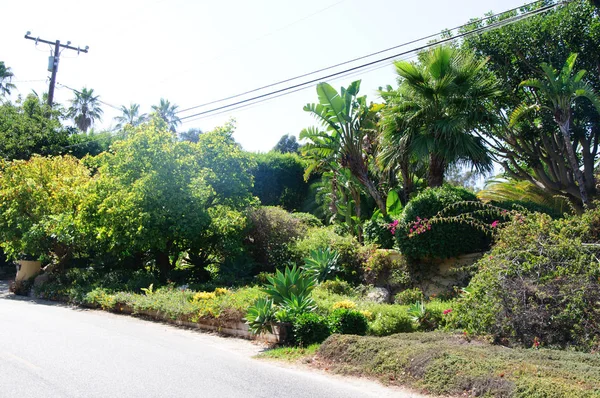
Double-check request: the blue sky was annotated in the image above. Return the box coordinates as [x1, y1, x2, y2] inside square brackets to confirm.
[2, 0, 527, 152]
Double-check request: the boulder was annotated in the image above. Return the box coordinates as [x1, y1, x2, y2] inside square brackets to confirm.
[366, 287, 391, 303]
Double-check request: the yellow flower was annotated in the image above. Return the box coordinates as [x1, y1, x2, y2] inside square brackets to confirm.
[333, 300, 357, 310]
[214, 288, 229, 296]
[193, 292, 216, 301]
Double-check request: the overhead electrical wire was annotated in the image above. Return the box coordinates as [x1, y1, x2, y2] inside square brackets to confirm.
[176, 0, 557, 116]
[177, 0, 562, 123]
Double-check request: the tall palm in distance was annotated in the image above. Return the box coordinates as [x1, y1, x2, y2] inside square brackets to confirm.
[151, 98, 181, 133]
[68, 88, 103, 132]
[510, 53, 600, 208]
[0, 61, 16, 98]
[381, 46, 502, 187]
[114, 103, 147, 129]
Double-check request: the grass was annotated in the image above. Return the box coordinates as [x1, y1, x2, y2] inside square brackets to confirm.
[317, 332, 600, 398]
[256, 344, 320, 362]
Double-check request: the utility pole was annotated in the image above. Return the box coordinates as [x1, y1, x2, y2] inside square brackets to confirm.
[24, 32, 89, 107]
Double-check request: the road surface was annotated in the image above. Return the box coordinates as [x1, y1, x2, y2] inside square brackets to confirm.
[0, 281, 425, 398]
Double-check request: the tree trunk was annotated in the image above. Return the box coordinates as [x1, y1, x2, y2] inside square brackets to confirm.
[350, 186, 363, 243]
[428, 154, 446, 188]
[400, 159, 413, 204]
[558, 119, 589, 208]
[358, 172, 386, 216]
[155, 251, 173, 281]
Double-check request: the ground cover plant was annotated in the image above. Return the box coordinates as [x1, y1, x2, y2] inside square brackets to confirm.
[317, 332, 600, 398]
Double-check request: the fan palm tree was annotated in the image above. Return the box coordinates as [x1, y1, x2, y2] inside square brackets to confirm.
[151, 98, 181, 133]
[0, 61, 16, 98]
[68, 88, 103, 132]
[301, 80, 386, 215]
[510, 53, 600, 208]
[114, 103, 147, 129]
[383, 46, 502, 187]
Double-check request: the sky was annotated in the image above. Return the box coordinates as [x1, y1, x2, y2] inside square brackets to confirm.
[2, 0, 527, 152]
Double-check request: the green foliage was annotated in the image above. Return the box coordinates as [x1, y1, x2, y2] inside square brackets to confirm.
[363, 218, 395, 249]
[263, 265, 315, 305]
[245, 206, 307, 273]
[68, 87, 103, 132]
[328, 308, 368, 336]
[368, 312, 414, 336]
[302, 248, 340, 283]
[407, 301, 443, 331]
[396, 186, 490, 259]
[362, 249, 410, 289]
[0, 94, 73, 160]
[87, 119, 212, 277]
[291, 212, 323, 228]
[273, 133, 301, 154]
[293, 227, 365, 283]
[292, 312, 331, 346]
[394, 288, 424, 305]
[319, 279, 354, 295]
[246, 297, 277, 334]
[0, 155, 91, 262]
[318, 332, 600, 397]
[251, 151, 309, 211]
[450, 208, 600, 351]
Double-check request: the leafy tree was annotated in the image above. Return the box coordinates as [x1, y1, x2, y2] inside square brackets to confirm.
[251, 151, 310, 211]
[381, 46, 500, 188]
[87, 118, 211, 278]
[195, 121, 255, 209]
[461, 0, 600, 210]
[273, 134, 301, 153]
[151, 98, 181, 133]
[68, 87, 103, 132]
[0, 155, 91, 268]
[510, 54, 600, 208]
[301, 81, 386, 215]
[0, 61, 16, 98]
[0, 94, 72, 160]
[179, 127, 202, 143]
[114, 103, 146, 129]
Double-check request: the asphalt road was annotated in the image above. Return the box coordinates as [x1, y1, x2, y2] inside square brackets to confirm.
[0, 281, 425, 398]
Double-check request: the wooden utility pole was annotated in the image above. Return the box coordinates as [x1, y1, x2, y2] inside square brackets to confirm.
[24, 32, 89, 106]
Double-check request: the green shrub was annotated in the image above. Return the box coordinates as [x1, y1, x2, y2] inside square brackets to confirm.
[293, 312, 331, 346]
[246, 297, 277, 334]
[246, 206, 307, 273]
[395, 186, 491, 259]
[320, 279, 354, 295]
[363, 218, 395, 249]
[263, 265, 315, 305]
[329, 309, 368, 336]
[407, 301, 443, 331]
[491, 200, 563, 219]
[292, 212, 323, 228]
[368, 312, 414, 336]
[395, 288, 424, 305]
[362, 249, 410, 289]
[293, 227, 365, 283]
[450, 209, 600, 351]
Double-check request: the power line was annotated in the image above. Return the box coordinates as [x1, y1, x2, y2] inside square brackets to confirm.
[178, 1, 561, 122]
[56, 82, 122, 112]
[176, 0, 553, 116]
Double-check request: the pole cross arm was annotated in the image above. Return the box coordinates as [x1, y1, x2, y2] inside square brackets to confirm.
[24, 33, 89, 53]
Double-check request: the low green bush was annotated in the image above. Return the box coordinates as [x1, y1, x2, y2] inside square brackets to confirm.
[394, 288, 424, 305]
[368, 312, 414, 336]
[292, 212, 323, 228]
[328, 309, 368, 336]
[293, 312, 331, 346]
[320, 280, 354, 296]
[395, 186, 491, 259]
[362, 249, 410, 289]
[450, 209, 600, 351]
[293, 227, 366, 283]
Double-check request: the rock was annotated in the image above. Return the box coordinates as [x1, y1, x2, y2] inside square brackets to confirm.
[366, 287, 391, 303]
[33, 272, 50, 288]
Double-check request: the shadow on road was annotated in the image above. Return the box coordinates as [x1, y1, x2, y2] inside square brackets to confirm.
[0, 279, 92, 311]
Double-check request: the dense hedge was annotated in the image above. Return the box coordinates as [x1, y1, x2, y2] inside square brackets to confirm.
[395, 186, 491, 259]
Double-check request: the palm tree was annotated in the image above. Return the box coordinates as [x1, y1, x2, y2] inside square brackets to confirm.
[0, 61, 16, 98]
[114, 103, 147, 129]
[383, 46, 501, 187]
[301, 80, 387, 215]
[151, 98, 181, 133]
[511, 53, 600, 208]
[68, 88, 103, 132]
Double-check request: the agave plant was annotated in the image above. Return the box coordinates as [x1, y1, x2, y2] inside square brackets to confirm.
[302, 248, 340, 283]
[263, 265, 316, 305]
[246, 297, 277, 335]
